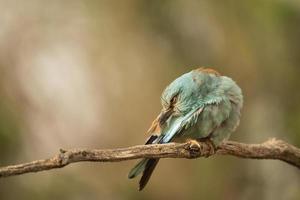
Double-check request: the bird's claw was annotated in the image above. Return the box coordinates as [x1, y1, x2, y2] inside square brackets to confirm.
[187, 140, 201, 158]
[198, 138, 216, 157]
[186, 139, 216, 158]
[205, 141, 216, 157]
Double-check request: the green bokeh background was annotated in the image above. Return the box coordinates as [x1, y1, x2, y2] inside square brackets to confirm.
[0, 0, 300, 199]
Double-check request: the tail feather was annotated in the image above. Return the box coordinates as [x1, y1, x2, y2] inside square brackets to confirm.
[128, 134, 163, 190]
[128, 158, 148, 179]
[129, 109, 192, 190]
[139, 158, 159, 191]
[128, 135, 159, 179]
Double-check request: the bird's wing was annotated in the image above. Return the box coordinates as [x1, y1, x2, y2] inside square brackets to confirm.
[161, 105, 204, 143]
[161, 96, 231, 143]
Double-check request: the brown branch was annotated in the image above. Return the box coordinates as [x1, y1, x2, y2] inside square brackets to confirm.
[0, 138, 299, 178]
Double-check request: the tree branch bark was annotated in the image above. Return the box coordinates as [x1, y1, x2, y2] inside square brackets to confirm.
[0, 138, 299, 178]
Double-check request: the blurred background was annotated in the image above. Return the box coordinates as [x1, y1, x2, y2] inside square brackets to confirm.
[0, 0, 300, 199]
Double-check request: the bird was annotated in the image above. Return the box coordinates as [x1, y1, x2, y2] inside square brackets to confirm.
[128, 67, 243, 191]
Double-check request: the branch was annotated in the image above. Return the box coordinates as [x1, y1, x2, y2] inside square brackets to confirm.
[0, 138, 299, 178]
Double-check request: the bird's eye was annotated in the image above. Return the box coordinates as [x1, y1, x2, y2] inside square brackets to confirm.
[171, 96, 176, 104]
[170, 94, 179, 105]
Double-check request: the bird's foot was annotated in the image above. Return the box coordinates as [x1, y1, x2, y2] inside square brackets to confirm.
[197, 138, 216, 158]
[186, 138, 216, 158]
[186, 139, 201, 158]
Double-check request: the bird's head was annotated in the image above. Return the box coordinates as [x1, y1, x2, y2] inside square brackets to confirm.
[160, 67, 221, 122]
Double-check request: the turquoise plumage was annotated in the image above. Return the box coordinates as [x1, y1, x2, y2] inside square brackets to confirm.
[128, 67, 243, 190]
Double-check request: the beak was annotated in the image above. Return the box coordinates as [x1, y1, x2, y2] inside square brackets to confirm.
[158, 108, 173, 126]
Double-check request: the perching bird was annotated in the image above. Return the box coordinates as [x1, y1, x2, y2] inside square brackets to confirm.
[128, 67, 243, 190]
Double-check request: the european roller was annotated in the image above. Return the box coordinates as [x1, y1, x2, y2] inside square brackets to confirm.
[128, 67, 243, 190]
